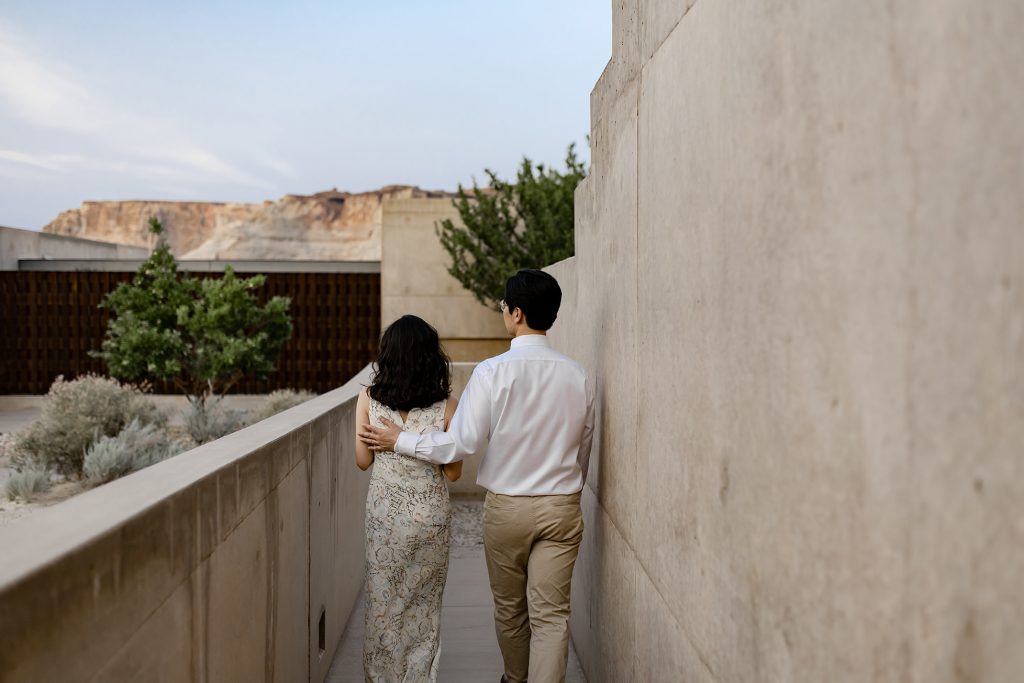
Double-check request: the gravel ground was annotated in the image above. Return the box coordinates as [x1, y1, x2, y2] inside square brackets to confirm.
[450, 500, 485, 558]
[0, 397, 260, 528]
[0, 479, 89, 527]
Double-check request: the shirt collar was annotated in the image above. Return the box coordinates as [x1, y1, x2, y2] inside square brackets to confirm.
[510, 334, 550, 349]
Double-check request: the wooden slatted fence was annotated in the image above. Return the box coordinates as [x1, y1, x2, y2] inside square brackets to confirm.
[0, 270, 379, 395]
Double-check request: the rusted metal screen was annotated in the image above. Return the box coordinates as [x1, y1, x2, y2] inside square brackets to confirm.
[0, 270, 379, 395]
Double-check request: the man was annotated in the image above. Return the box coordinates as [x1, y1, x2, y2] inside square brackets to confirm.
[359, 268, 595, 683]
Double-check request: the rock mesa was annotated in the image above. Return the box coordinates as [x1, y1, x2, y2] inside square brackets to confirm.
[42, 186, 454, 260]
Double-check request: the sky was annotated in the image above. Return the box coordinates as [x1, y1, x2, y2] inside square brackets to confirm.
[0, 1, 610, 229]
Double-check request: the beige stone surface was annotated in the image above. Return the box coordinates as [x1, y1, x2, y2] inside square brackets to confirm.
[549, 0, 1024, 681]
[381, 198, 509, 362]
[271, 462, 311, 683]
[383, 296, 507, 340]
[442, 338, 508, 363]
[589, 0, 638, 137]
[0, 367, 373, 683]
[41, 186, 453, 260]
[573, 70, 642, 544]
[207, 498, 269, 682]
[87, 575, 193, 683]
[638, 0, 695, 61]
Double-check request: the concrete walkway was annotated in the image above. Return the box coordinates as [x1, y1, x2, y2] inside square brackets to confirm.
[327, 501, 586, 682]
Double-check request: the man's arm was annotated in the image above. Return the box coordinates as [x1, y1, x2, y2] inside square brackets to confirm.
[359, 364, 493, 465]
[397, 364, 493, 464]
[578, 374, 596, 483]
[393, 428, 458, 464]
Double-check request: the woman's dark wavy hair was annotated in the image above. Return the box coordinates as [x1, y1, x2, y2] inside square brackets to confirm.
[368, 315, 451, 411]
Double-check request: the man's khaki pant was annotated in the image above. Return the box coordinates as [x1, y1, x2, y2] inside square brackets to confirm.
[483, 490, 584, 683]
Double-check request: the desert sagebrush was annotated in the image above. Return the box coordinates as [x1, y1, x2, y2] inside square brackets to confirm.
[83, 418, 183, 485]
[13, 374, 165, 478]
[247, 389, 317, 424]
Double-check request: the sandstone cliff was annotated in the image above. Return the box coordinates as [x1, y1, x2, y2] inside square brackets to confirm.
[42, 186, 454, 260]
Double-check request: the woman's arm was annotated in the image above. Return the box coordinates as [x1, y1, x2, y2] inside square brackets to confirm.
[354, 387, 374, 470]
[440, 395, 462, 482]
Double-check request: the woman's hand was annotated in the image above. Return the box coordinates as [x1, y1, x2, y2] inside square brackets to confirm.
[442, 462, 462, 482]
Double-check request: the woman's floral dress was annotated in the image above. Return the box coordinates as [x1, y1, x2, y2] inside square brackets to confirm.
[363, 397, 451, 682]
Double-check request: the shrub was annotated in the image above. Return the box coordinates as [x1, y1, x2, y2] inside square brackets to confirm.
[437, 143, 587, 309]
[5, 466, 51, 501]
[184, 398, 245, 444]
[247, 389, 317, 424]
[93, 218, 293, 405]
[12, 374, 165, 478]
[83, 418, 183, 485]
[0, 432, 17, 461]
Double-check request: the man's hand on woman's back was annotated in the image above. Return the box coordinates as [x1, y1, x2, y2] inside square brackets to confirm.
[359, 418, 401, 452]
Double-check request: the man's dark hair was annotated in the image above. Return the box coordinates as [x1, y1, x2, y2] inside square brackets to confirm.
[504, 269, 562, 331]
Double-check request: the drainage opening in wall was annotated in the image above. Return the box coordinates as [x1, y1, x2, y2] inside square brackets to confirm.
[319, 607, 326, 658]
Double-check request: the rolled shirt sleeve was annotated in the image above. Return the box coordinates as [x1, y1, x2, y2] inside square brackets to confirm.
[393, 363, 494, 465]
[393, 430, 424, 458]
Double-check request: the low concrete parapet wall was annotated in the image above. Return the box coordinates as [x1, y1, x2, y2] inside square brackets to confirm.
[0, 366, 373, 682]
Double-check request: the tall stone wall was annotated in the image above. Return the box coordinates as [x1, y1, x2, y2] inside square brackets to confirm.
[547, 1, 1024, 681]
[381, 198, 509, 362]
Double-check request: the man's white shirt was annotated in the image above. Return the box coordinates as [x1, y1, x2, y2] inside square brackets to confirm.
[393, 334, 595, 496]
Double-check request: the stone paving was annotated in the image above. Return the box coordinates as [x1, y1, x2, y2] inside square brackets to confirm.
[327, 501, 587, 682]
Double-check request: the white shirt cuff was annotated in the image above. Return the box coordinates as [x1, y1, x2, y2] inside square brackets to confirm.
[394, 430, 417, 457]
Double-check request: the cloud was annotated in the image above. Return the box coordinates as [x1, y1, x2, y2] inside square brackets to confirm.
[0, 28, 99, 133]
[254, 155, 297, 177]
[0, 21, 282, 189]
[0, 149, 84, 172]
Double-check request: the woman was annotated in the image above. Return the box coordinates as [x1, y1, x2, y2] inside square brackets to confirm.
[354, 314, 462, 682]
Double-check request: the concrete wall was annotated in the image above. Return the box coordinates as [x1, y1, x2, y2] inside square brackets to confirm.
[549, 1, 1024, 681]
[0, 367, 372, 683]
[1, 225, 148, 270]
[380, 198, 509, 362]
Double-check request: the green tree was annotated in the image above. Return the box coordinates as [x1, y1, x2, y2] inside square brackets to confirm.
[91, 218, 293, 408]
[436, 143, 587, 309]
